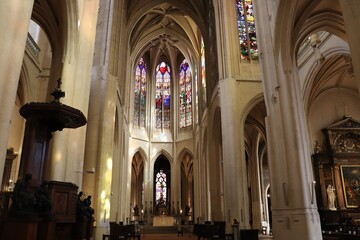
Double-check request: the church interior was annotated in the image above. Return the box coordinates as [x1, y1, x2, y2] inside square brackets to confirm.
[1, 0, 360, 240]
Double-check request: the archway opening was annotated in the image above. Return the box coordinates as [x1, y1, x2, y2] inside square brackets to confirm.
[154, 155, 171, 215]
[130, 151, 144, 219]
[181, 152, 194, 219]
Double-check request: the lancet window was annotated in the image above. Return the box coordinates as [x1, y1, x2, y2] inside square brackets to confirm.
[134, 57, 147, 127]
[179, 59, 192, 128]
[155, 62, 171, 129]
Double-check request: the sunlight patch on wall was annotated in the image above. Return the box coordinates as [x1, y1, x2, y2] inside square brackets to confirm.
[99, 156, 113, 224]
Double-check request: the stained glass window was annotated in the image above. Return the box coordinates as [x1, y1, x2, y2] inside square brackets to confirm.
[155, 170, 167, 203]
[236, 0, 258, 62]
[179, 59, 192, 128]
[155, 62, 171, 129]
[201, 38, 207, 108]
[134, 57, 147, 127]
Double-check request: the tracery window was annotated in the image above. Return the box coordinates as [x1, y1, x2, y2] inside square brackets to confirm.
[134, 57, 147, 127]
[179, 59, 192, 128]
[155, 62, 171, 129]
[236, 0, 258, 62]
[155, 170, 167, 203]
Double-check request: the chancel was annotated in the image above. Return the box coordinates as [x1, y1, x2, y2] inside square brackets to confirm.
[1, 1, 360, 240]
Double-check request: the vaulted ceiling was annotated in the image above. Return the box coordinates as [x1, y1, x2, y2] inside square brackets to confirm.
[126, 0, 208, 65]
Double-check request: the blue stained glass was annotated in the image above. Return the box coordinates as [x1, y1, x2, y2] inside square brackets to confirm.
[134, 57, 146, 127]
[236, 0, 258, 62]
[155, 62, 171, 129]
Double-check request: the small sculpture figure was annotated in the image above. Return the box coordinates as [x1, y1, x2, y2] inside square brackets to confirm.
[327, 185, 336, 210]
[185, 205, 190, 216]
[77, 192, 94, 220]
[12, 174, 36, 212]
[314, 140, 322, 154]
[35, 181, 52, 215]
[83, 195, 95, 220]
[77, 191, 86, 219]
[133, 205, 139, 216]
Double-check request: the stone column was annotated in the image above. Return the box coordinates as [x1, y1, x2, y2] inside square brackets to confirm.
[0, 0, 34, 183]
[194, 139, 208, 221]
[214, 0, 254, 231]
[48, 0, 100, 186]
[249, 135, 262, 230]
[254, 1, 322, 240]
[340, 0, 360, 93]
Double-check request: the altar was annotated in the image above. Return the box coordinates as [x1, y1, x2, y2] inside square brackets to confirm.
[153, 215, 174, 226]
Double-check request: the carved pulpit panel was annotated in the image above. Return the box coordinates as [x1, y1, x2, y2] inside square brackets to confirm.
[48, 181, 78, 223]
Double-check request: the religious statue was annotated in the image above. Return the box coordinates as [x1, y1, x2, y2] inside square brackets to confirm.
[184, 205, 190, 216]
[34, 180, 52, 216]
[76, 192, 95, 220]
[314, 140, 323, 154]
[11, 173, 36, 213]
[327, 185, 336, 210]
[83, 195, 95, 220]
[133, 205, 139, 216]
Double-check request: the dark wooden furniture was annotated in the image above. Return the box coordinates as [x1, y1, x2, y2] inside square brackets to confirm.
[239, 229, 259, 240]
[19, 101, 86, 187]
[103, 222, 140, 240]
[48, 181, 78, 223]
[193, 221, 226, 240]
[0, 84, 88, 240]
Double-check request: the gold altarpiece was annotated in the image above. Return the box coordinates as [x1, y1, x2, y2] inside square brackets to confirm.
[313, 117, 360, 235]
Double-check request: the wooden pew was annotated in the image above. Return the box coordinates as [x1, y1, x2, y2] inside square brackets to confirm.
[193, 221, 226, 240]
[103, 222, 140, 240]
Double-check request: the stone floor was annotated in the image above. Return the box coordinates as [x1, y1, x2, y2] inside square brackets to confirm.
[94, 225, 274, 240]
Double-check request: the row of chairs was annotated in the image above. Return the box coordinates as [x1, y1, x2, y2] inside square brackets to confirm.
[103, 222, 141, 240]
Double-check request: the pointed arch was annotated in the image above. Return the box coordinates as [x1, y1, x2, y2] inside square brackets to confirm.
[294, 11, 346, 57]
[241, 94, 267, 140]
[178, 148, 194, 162]
[153, 152, 172, 214]
[130, 147, 148, 163]
[152, 149, 173, 164]
[179, 148, 194, 218]
[130, 150, 146, 213]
